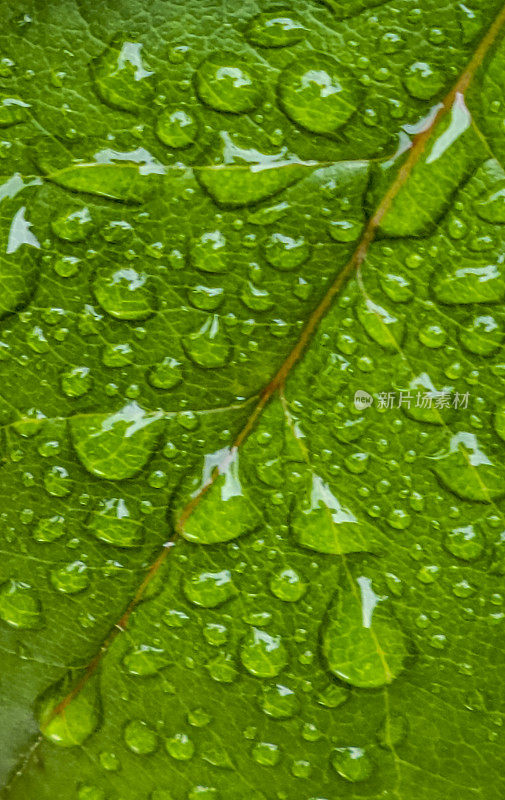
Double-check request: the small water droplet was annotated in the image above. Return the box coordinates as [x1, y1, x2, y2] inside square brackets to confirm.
[241, 628, 288, 678]
[124, 719, 158, 754]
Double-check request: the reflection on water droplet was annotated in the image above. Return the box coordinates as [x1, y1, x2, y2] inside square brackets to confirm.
[70, 402, 164, 480]
[263, 232, 310, 271]
[269, 568, 306, 602]
[148, 357, 183, 390]
[182, 315, 231, 368]
[278, 54, 359, 134]
[156, 106, 198, 148]
[50, 561, 89, 594]
[260, 684, 300, 719]
[241, 627, 288, 677]
[252, 741, 280, 766]
[52, 207, 93, 242]
[123, 643, 170, 676]
[165, 732, 194, 760]
[247, 13, 306, 47]
[434, 432, 505, 501]
[92, 39, 155, 112]
[443, 524, 484, 560]
[183, 569, 238, 607]
[322, 577, 407, 687]
[331, 746, 373, 782]
[37, 673, 101, 747]
[124, 719, 158, 754]
[0, 580, 41, 628]
[196, 54, 263, 113]
[88, 497, 143, 547]
[93, 267, 156, 321]
[180, 450, 260, 544]
[292, 474, 378, 554]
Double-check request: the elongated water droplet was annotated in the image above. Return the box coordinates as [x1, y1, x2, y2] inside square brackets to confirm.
[322, 577, 407, 688]
[70, 402, 164, 480]
[37, 673, 101, 747]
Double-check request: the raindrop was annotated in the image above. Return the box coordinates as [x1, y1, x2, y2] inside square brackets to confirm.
[195, 54, 263, 113]
[88, 497, 144, 547]
[183, 570, 238, 608]
[0, 580, 41, 628]
[240, 628, 288, 678]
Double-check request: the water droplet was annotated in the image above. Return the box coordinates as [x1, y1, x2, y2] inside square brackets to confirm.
[0, 97, 29, 126]
[475, 184, 505, 222]
[124, 719, 158, 754]
[180, 450, 260, 544]
[331, 746, 373, 782]
[88, 497, 143, 547]
[51, 207, 93, 242]
[61, 367, 92, 398]
[93, 267, 156, 321]
[322, 577, 407, 687]
[183, 570, 238, 608]
[357, 299, 404, 349]
[92, 39, 155, 112]
[252, 741, 280, 766]
[188, 284, 224, 311]
[99, 751, 120, 771]
[123, 644, 170, 676]
[206, 653, 238, 683]
[241, 628, 288, 678]
[292, 474, 379, 554]
[0, 203, 40, 320]
[316, 684, 349, 708]
[263, 232, 310, 271]
[77, 785, 105, 800]
[443, 524, 484, 560]
[148, 357, 183, 390]
[70, 402, 164, 480]
[278, 54, 359, 134]
[269, 568, 306, 602]
[165, 732, 194, 760]
[196, 54, 263, 113]
[461, 314, 503, 355]
[403, 61, 444, 99]
[34, 515, 65, 542]
[434, 432, 505, 501]
[182, 315, 231, 368]
[44, 465, 72, 497]
[328, 219, 362, 243]
[433, 260, 505, 303]
[0, 580, 41, 628]
[50, 561, 89, 594]
[156, 105, 198, 148]
[37, 673, 101, 747]
[196, 131, 306, 207]
[247, 13, 305, 47]
[260, 684, 300, 719]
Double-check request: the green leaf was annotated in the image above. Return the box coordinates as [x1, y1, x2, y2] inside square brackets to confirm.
[1, 1, 505, 799]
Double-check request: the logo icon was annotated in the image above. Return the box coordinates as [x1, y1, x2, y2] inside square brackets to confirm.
[354, 390, 373, 411]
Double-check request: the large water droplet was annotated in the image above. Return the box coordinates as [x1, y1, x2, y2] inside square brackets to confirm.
[263, 232, 310, 271]
[148, 357, 183, 390]
[322, 577, 407, 688]
[50, 561, 89, 594]
[403, 61, 444, 99]
[0, 97, 29, 127]
[292, 474, 379, 554]
[179, 449, 261, 544]
[124, 719, 158, 754]
[247, 13, 306, 47]
[91, 39, 155, 112]
[88, 497, 143, 547]
[195, 54, 263, 113]
[197, 131, 307, 207]
[37, 673, 101, 747]
[278, 54, 359, 134]
[331, 746, 373, 782]
[123, 644, 170, 676]
[70, 402, 164, 480]
[165, 732, 194, 760]
[52, 207, 93, 242]
[269, 568, 306, 602]
[357, 299, 404, 349]
[0, 580, 41, 628]
[461, 314, 503, 355]
[433, 259, 505, 303]
[0, 202, 40, 320]
[93, 267, 156, 321]
[183, 570, 238, 608]
[156, 105, 198, 148]
[260, 683, 300, 718]
[443, 525, 484, 561]
[433, 432, 505, 501]
[241, 628, 288, 677]
[182, 315, 231, 368]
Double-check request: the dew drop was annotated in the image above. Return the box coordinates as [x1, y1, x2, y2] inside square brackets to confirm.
[263, 232, 310, 271]
[0, 580, 41, 628]
[190, 230, 228, 273]
[182, 315, 231, 368]
[124, 719, 158, 754]
[331, 746, 373, 782]
[196, 54, 263, 113]
[50, 561, 89, 594]
[183, 569, 238, 608]
[165, 732, 194, 760]
[269, 568, 306, 602]
[122, 644, 170, 676]
[61, 367, 92, 398]
[357, 299, 404, 349]
[247, 13, 306, 47]
[70, 402, 164, 480]
[93, 267, 156, 321]
[433, 432, 505, 501]
[156, 106, 198, 148]
[403, 61, 444, 99]
[443, 524, 484, 561]
[51, 207, 93, 242]
[88, 497, 143, 547]
[278, 54, 359, 134]
[92, 39, 155, 112]
[260, 684, 300, 719]
[34, 515, 65, 542]
[322, 577, 407, 688]
[148, 356, 183, 390]
[252, 741, 280, 766]
[37, 673, 101, 747]
[460, 314, 503, 355]
[241, 628, 288, 678]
